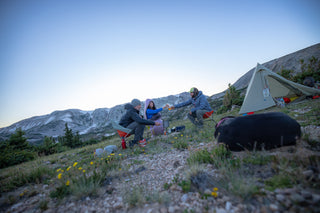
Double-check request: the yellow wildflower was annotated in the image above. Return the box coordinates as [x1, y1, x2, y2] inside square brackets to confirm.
[101, 158, 103, 160]
[118, 154, 122, 156]
[213, 187, 218, 191]
[66, 180, 70, 186]
[90, 161, 94, 165]
[181, 134, 183, 137]
[20, 192, 24, 197]
[78, 167, 82, 170]
[211, 192, 218, 198]
[57, 173, 62, 179]
[66, 166, 71, 171]
[73, 162, 78, 167]
[56, 168, 61, 172]
[111, 153, 115, 156]
[61, 170, 64, 173]
[82, 170, 86, 173]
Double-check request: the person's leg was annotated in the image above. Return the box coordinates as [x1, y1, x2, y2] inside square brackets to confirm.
[196, 110, 208, 128]
[127, 122, 145, 141]
[187, 112, 198, 126]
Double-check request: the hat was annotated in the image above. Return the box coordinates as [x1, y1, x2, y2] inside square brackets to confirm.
[189, 87, 196, 93]
[131, 99, 141, 107]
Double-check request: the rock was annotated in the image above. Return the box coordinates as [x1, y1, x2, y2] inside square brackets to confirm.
[168, 205, 180, 213]
[204, 189, 212, 195]
[276, 194, 286, 203]
[215, 208, 227, 213]
[312, 194, 320, 203]
[300, 190, 313, 200]
[290, 193, 306, 204]
[269, 204, 278, 211]
[181, 194, 188, 203]
[94, 148, 105, 157]
[225, 201, 232, 211]
[104, 145, 118, 154]
[160, 207, 167, 213]
[302, 170, 314, 179]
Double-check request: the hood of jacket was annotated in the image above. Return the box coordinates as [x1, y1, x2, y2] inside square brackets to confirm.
[124, 103, 139, 112]
[144, 99, 153, 119]
[193, 91, 203, 100]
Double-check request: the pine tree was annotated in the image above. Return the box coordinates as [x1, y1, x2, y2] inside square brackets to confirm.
[62, 123, 82, 148]
[63, 123, 74, 148]
[8, 128, 29, 150]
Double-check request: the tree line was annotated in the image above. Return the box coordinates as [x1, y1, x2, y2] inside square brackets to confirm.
[0, 123, 100, 169]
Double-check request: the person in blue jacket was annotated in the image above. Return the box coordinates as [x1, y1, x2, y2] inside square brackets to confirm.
[144, 99, 169, 136]
[170, 87, 212, 128]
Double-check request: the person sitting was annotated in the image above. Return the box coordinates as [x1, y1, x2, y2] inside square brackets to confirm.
[170, 87, 212, 128]
[119, 99, 160, 147]
[144, 99, 169, 136]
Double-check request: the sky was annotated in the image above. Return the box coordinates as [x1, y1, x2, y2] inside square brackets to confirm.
[0, 0, 319, 128]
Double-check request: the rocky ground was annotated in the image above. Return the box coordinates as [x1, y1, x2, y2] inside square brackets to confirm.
[2, 124, 320, 213]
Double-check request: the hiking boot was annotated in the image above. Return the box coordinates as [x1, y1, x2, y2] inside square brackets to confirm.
[129, 140, 137, 148]
[139, 139, 147, 147]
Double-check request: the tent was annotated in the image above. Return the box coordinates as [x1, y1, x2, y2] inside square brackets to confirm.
[239, 63, 320, 114]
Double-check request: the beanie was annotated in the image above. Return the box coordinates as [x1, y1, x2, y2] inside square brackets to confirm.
[131, 99, 141, 107]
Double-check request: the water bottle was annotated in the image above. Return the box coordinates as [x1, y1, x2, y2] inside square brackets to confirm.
[121, 138, 127, 149]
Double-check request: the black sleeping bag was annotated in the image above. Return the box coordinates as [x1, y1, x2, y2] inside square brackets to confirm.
[214, 112, 301, 151]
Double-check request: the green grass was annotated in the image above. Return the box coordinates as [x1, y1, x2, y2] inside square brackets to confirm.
[0, 164, 54, 193]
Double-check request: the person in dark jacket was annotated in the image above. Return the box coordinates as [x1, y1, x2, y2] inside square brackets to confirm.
[170, 87, 212, 128]
[119, 99, 160, 147]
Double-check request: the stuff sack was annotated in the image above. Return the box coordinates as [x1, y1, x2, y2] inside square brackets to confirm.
[214, 112, 301, 151]
[151, 118, 164, 136]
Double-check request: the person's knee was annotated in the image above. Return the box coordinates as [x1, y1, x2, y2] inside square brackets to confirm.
[136, 124, 145, 132]
[197, 110, 208, 119]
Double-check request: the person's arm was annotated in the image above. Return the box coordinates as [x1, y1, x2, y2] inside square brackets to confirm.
[174, 99, 192, 109]
[130, 111, 156, 125]
[146, 108, 163, 116]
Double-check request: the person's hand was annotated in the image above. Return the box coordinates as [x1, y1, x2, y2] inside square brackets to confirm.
[163, 104, 170, 109]
[168, 106, 175, 110]
[189, 111, 192, 115]
[154, 122, 161, 126]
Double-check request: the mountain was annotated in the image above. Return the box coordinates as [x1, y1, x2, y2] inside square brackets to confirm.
[232, 43, 320, 90]
[1, 43, 319, 144]
[0, 93, 191, 144]
[207, 43, 320, 102]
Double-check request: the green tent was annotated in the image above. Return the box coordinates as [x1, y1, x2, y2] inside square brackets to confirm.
[239, 63, 320, 114]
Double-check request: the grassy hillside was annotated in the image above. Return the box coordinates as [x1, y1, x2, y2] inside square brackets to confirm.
[0, 99, 319, 212]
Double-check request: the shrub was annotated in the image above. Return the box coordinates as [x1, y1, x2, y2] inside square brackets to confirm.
[37, 136, 61, 156]
[220, 84, 244, 114]
[279, 56, 320, 84]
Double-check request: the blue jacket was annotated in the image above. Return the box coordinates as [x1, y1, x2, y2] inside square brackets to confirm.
[146, 108, 163, 119]
[174, 91, 212, 113]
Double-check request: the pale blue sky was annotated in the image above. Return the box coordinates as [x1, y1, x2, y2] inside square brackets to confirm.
[1, 0, 319, 128]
